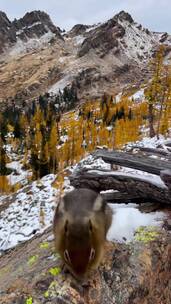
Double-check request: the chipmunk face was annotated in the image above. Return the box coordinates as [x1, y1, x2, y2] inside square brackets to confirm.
[63, 219, 96, 277]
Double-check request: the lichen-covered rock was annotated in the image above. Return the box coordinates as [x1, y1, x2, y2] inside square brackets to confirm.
[0, 226, 170, 304]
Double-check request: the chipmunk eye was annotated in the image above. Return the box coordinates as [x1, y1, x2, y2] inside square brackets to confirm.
[64, 220, 68, 233]
[89, 220, 93, 232]
[64, 250, 71, 263]
[89, 248, 95, 261]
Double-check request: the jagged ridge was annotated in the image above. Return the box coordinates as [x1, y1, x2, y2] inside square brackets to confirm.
[0, 10, 170, 104]
[0, 10, 63, 53]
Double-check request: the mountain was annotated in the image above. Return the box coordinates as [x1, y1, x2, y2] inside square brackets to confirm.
[0, 10, 63, 54]
[0, 10, 170, 105]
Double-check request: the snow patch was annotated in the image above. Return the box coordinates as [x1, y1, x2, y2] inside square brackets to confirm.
[115, 92, 123, 103]
[48, 75, 72, 94]
[60, 135, 69, 143]
[74, 35, 85, 45]
[125, 135, 166, 150]
[129, 88, 145, 102]
[107, 203, 165, 242]
[48, 67, 83, 94]
[7, 160, 31, 186]
[86, 23, 101, 32]
[58, 57, 66, 63]
[72, 154, 111, 173]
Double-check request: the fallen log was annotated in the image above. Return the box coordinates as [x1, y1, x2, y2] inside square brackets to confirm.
[93, 150, 171, 175]
[157, 141, 171, 152]
[160, 170, 171, 190]
[162, 140, 171, 147]
[131, 146, 171, 158]
[101, 191, 146, 204]
[70, 169, 171, 205]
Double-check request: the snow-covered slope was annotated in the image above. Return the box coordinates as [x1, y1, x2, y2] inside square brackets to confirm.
[117, 19, 157, 62]
[0, 174, 58, 251]
[0, 135, 170, 252]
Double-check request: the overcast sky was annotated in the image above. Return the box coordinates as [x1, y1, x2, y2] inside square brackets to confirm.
[0, 0, 170, 32]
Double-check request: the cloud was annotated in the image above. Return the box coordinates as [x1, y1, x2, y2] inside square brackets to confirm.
[0, 0, 170, 32]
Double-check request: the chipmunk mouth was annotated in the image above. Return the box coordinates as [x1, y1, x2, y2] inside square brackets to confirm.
[63, 247, 95, 275]
[64, 249, 71, 264]
[89, 248, 95, 262]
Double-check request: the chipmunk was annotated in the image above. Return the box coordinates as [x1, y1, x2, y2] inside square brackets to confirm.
[53, 188, 112, 280]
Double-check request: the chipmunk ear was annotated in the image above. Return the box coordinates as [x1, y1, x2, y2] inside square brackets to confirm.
[93, 195, 103, 212]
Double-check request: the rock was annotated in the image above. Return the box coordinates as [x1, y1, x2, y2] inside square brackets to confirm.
[159, 32, 168, 43]
[78, 18, 125, 58]
[114, 10, 134, 23]
[163, 219, 171, 230]
[68, 24, 89, 37]
[0, 227, 170, 303]
[0, 11, 16, 53]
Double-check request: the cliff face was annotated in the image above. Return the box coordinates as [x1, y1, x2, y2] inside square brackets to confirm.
[0, 11, 15, 53]
[77, 17, 125, 58]
[11, 11, 63, 42]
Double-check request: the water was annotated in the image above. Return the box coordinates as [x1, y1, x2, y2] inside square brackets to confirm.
[107, 203, 169, 243]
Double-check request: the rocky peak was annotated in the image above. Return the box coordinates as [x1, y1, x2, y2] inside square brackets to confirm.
[0, 10, 63, 55]
[0, 11, 11, 29]
[0, 11, 16, 53]
[16, 10, 52, 26]
[77, 10, 159, 63]
[12, 10, 63, 41]
[114, 10, 134, 23]
[68, 24, 89, 37]
[78, 15, 125, 58]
